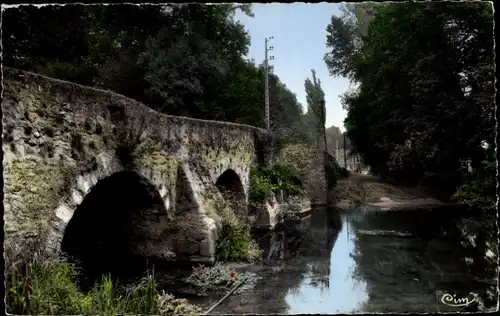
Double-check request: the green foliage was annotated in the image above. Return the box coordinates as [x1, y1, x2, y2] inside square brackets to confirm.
[3, 4, 310, 144]
[249, 165, 304, 207]
[325, 2, 495, 205]
[267, 164, 304, 196]
[215, 221, 260, 263]
[453, 158, 497, 210]
[324, 3, 384, 80]
[249, 168, 275, 207]
[325, 153, 349, 189]
[184, 264, 257, 294]
[5, 258, 201, 315]
[324, 154, 342, 189]
[41, 60, 98, 86]
[279, 143, 311, 177]
[268, 71, 311, 150]
[304, 69, 328, 151]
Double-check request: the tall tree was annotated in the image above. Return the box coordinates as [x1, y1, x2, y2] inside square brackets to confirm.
[325, 1, 495, 206]
[268, 72, 308, 151]
[3, 5, 95, 84]
[304, 70, 328, 152]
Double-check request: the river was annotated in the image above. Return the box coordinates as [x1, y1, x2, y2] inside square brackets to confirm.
[180, 206, 498, 313]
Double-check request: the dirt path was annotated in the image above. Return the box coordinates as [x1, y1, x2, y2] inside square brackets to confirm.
[331, 173, 457, 210]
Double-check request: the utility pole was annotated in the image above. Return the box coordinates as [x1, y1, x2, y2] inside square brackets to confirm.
[343, 132, 347, 169]
[264, 36, 274, 131]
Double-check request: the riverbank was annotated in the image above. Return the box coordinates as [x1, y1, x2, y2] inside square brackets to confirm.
[331, 173, 456, 210]
[4, 256, 203, 315]
[4, 250, 261, 316]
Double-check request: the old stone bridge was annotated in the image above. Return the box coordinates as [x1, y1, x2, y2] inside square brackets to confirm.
[3, 67, 326, 266]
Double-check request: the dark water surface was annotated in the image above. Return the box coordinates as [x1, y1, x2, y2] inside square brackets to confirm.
[184, 207, 498, 314]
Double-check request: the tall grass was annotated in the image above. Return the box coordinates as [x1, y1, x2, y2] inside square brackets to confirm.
[5, 256, 201, 315]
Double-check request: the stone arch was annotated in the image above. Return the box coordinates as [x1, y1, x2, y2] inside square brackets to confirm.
[46, 152, 124, 252]
[215, 169, 247, 221]
[42, 152, 173, 276]
[60, 170, 169, 277]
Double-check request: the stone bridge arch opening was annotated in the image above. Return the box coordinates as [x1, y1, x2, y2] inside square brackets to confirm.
[215, 169, 247, 221]
[61, 171, 167, 281]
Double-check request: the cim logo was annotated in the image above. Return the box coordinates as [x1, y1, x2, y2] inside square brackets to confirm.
[439, 292, 477, 307]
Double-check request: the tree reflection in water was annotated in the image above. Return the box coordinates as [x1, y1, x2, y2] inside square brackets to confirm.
[205, 208, 342, 314]
[206, 207, 497, 314]
[347, 207, 497, 313]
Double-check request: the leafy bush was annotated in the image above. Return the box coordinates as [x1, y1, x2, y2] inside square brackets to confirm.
[249, 164, 304, 207]
[210, 187, 260, 264]
[279, 143, 311, 177]
[249, 167, 274, 207]
[215, 220, 260, 263]
[40, 60, 97, 86]
[325, 153, 349, 188]
[5, 257, 201, 315]
[268, 164, 304, 196]
[453, 159, 496, 210]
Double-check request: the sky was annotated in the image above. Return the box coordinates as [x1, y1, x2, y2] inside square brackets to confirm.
[235, 3, 352, 132]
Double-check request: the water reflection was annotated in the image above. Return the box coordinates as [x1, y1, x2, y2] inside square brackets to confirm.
[346, 207, 497, 313]
[192, 206, 497, 314]
[201, 208, 344, 314]
[285, 211, 369, 314]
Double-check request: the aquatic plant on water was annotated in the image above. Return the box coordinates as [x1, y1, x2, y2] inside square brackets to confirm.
[184, 264, 258, 294]
[5, 257, 201, 315]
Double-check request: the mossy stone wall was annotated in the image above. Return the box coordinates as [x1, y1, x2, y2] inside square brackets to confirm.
[3, 67, 267, 264]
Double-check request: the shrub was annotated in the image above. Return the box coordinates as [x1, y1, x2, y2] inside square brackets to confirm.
[279, 143, 311, 177]
[453, 158, 496, 210]
[156, 292, 203, 315]
[249, 164, 304, 207]
[267, 164, 304, 197]
[40, 60, 96, 85]
[210, 188, 260, 264]
[249, 167, 274, 207]
[215, 220, 260, 263]
[325, 153, 349, 189]
[280, 196, 309, 221]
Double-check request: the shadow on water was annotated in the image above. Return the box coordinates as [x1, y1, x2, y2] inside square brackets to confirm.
[197, 206, 498, 314]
